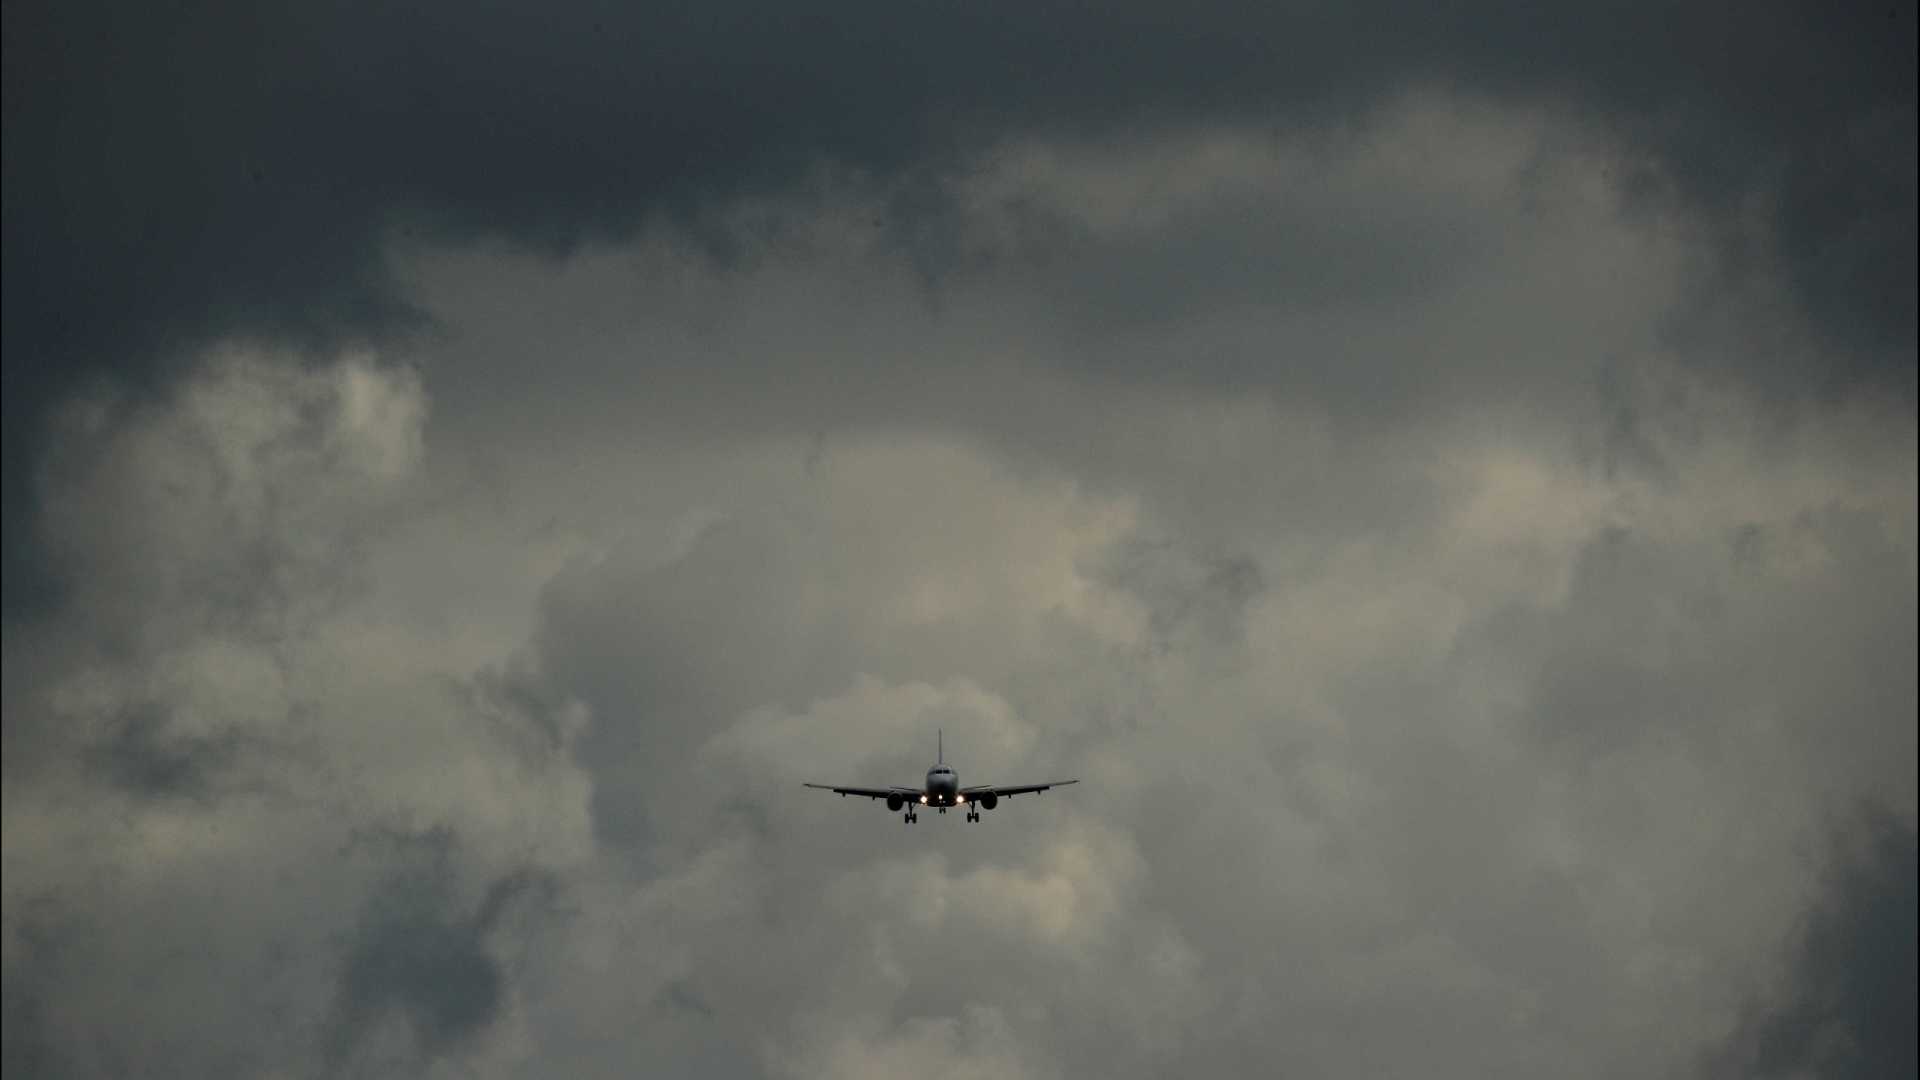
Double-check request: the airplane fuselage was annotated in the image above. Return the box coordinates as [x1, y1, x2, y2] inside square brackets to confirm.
[924, 763, 960, 805]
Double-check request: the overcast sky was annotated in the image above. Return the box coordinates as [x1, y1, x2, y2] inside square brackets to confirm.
[4, 3, 1915, 1077]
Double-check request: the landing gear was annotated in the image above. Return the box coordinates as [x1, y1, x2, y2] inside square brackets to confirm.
[904, 811, 918, 824]
[967, 810, 980, 822]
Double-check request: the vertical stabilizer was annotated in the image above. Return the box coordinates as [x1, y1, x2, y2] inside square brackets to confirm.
[938, 729, 943, 764]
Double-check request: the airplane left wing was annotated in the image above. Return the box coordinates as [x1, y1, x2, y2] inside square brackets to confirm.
[960, 779, 1078, 800]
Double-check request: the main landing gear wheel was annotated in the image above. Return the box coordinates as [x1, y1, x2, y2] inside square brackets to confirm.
[967, 811, 979, 822]
[904, 812, 918, 823]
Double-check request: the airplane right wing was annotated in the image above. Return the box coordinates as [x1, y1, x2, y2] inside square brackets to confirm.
[802, 783, 921, 802]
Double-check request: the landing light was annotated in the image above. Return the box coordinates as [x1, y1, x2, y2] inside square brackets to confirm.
[920, 795, 928, 804]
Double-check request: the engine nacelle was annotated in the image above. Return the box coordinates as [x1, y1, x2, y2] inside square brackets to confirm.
[886, 793, 905, 812]
[979, 792, 998, 811]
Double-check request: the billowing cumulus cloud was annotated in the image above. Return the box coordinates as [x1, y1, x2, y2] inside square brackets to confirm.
[2, 356, 592, 1075]
[4, 11, 1915, 1080]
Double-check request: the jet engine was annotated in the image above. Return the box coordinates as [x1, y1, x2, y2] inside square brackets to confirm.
[978, 791, 998, 810]
[886, 793, 905, 812]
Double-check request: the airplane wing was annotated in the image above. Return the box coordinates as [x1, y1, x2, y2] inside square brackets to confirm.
[960, 780, 1078, 799]
[803, 783, 921, 801]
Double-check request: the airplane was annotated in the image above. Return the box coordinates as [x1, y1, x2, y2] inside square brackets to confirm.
[803, 730, 1078, 824]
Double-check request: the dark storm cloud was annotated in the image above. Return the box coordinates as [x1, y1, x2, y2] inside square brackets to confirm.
[5, 0, 1913, 609]
[1707, 811, 1918, 1080]
[3, 5, 1914, 1077]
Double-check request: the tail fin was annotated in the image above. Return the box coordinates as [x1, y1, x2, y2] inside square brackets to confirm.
[938, 728, 943, 764]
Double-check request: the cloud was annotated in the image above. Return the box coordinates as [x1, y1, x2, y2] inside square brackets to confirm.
[2, 77, 1913, 1079]
[782, 1004, 1052, 1080]
[1706, 811, 1918, 1079]
[1, 352, 593, 1076]
[324, 830, 553, 1073]
[6, 0, 1911, 614]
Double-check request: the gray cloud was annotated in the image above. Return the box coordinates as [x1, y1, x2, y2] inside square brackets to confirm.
[83, 702, 250, 803]
[325, 829, 551, 1073]
[5, 0, 1913, 611]
[1707, 811, 1918, 1079]
[2, 43, 1913, 1080]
